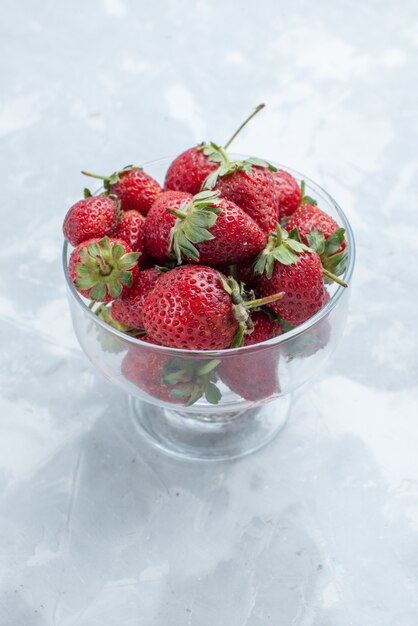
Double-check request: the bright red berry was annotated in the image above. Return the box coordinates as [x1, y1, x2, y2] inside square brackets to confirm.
[259, 251, 324, 326]
[63, 192, 119, 247]
[82, 166, 163, 215]
[142, 265, 238, 350]
[144, 189, 267, 266]
[122, 346, 222, 405]
[122, 348, 190, 404]
[164, 104, 267, 195]
[115, 209, 146, 258]
[219, 312, 282, 401]
[142, 265, 284, 350]
[271, 169, 301, 219]
[286, 203, 345, 248]
[213, 164, 280, 234]
[68, 236, 140, 302]
[111, 268, 162, 328]
[164, 147, 219, 195]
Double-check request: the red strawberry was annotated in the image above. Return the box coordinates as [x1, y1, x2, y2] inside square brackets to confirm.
[63, 190, 119, 247]
[164, 147, 219, 195]
[122, 348, 189, 404]
[271, 169, 301, 219]
[69, 236, 140, 302]
[82, 166, 163, 215]
[286, 203, 345, 248]
[255, 225, 348, 325]
[122, 347, 222, 405]
[115, 209, 146, 256]
[255, 226, 328, 326]
[164, 104, 266, 195]
[142, 265, 284, 350]
[111, 268, 162, 328]
[286, 203, 348, 279]
[259, 251, 324, 326]
[219, 312, 282, 401]
[144, 189, 267, 266]
[210, 161, 280, 234]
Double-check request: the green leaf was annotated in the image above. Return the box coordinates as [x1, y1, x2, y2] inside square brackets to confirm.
[197, 359, 222, 376]
[88, 242, 101, 258]
[288, 227, 302, 242]
[194, 189, 220, 202]
[98, 236, 112, 255]
[205, 382, 222, 405]
[231, 324, 245, 348]
[307, 229, 325, 255]
[89, 282, 107, 301]
[326, 250, 348, 275]
[244, 156, 277, 172]
[108, 281, 122, 299]
[75, 275, 96, 290]
[272, 246, 298, 265]
[112, 243, 126, 260]
[75, 263, 95, 278]
[266, 255, 275, 279]
[302, 195, 317, 205]
[170, 386, 193, 399]
[286, 239, 311, 254]
[162, 369, 190, 385]
[324, 228, 345, 256]
[174, 231, 200, 262]
[119, 252, 141, 269]
[203, 170, 219, 190]
[186, 383, 205, 406]
[78, 247, 90, 264]
[118, 271, 133, 286]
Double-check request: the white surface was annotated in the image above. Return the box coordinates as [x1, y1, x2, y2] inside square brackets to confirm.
[1, 0, 418, 624]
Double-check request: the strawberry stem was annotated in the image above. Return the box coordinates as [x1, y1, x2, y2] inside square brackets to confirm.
[245, 291, 285, 309]
[166, 208, 186, 220]
[322, 268, 347, 287]
[223, 104, 265, 150]
[81, 171, 109, 181]
[96, 254, 111, 275]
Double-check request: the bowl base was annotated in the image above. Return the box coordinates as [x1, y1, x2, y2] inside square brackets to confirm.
[128, 395, 291, 461]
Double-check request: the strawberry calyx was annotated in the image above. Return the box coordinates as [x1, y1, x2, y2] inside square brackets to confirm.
[254, 224, 313, 278]
[305, 227, 348, 284]
[204, 156, 277, 191]
[167, 190, 222, 263]
[81, 165, 142, 192]
[161, 358, 222, 405]
[255, 225, 348, 287]
[220, 275, 284, 347]
[74, 236, 141, 301]
[198, 142, 230, 167]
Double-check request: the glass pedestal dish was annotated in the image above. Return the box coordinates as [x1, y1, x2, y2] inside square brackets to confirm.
[63, 157, 355, 461]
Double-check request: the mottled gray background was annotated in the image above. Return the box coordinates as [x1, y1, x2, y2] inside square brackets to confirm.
[1, 0, 418, 624]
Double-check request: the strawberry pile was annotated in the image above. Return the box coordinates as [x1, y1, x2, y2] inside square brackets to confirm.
[63, 105, 349, 405]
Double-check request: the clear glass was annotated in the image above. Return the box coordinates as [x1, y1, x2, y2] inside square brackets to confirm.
[63, 156, 355, 460]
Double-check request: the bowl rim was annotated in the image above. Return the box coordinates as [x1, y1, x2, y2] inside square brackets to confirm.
[62, 156, 356, 356]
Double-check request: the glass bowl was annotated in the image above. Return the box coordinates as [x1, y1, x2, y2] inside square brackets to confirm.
[63, 156, 355, 461]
